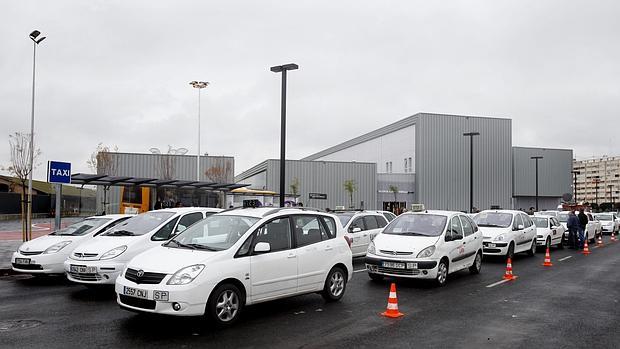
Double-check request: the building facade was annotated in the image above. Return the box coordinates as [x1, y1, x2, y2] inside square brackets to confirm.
[573, 156, 620, 207]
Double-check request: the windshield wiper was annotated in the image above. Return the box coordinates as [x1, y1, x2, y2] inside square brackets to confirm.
[106, 230, 135, 236]
[164, 240, 196, 249]
[478, 223, 505, 228]
[188, 244, 221, 251]
[386, 231, 429, 236]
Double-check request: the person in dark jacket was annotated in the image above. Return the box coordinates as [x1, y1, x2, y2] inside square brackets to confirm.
[577, 208, 588, 249]
[567, 211, 580, 249]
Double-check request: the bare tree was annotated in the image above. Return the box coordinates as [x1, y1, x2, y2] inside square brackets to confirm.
[87, 143, 118, 214]
[204, 157, 233, 208]
[155, 146, 176, 181]
[290, 177, 300, 203]
[4, 132, 41, 241]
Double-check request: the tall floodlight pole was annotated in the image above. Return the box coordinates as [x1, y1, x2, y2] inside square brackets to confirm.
[463, 132, 480, 213]
[270, 63, 299, 207]
[571, 170, 580, 203]
[27, 30, 46, 241]
[531, 156, 543, 211]
[189, 81, 209, 181]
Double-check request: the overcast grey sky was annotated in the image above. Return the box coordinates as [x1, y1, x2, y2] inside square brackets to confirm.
[1, 0, 619, 181]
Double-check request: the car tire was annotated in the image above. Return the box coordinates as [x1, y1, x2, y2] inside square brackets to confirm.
[435, 259, 448, 287]
[321, 267, 347, 302]
[506, 243, 515, 259]
[469, 251, 482, 275]
[557, 237, 564, 249]
[368, 273, 384, 282]
[206, 283, 243, 327]
[526, 239, 536, 256]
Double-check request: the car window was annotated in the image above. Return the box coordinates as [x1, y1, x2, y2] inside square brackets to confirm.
[459, 215, 474, 236]
[319, 216, 336, 239]
[95, 217, 131, 236]
[254, 217, 292, 252]
[174, 212, 204, 234]
[375, 215, 388, 228]
[152, 217, 180, 241]
[465, 215, 479, 232]
[512, 215, 523, 230]
[363, 216, 379, 230]
[523, 215, 534, 227]
[449, 216, 464, 238]
[384, 214, 447, 237]
[293, 216, 324, 247]
[475, 212, 513, 228]
[382, 212, 396, 222]
[349, 217, 366, 232]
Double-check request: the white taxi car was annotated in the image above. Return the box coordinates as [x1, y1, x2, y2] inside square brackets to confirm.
[11, 214, 132, 274]
[65, 207, 220, 285]
[365, 210, 482, 287]
[115, 207, 352, 326]
[594, 213, 619, 234]
[474, 210, 537, 258]
[532, 215, 565, 249]
[332, 210, 389, 257]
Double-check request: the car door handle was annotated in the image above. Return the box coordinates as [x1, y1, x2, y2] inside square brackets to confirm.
[287, 253, 297, 259]
[325, 246, 333, 251]
[363, 234, 368, 237]
[462, 242, 466, 245]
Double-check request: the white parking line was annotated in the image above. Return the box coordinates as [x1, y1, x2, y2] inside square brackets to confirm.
[353, 269, 367, 273]
[486, 279, 510, 288]
[558, 256, 572, 262]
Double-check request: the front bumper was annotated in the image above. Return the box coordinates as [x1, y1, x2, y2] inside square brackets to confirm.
[116, 275, 215, 316]
[482, 241, 509, 255]
[12, 251, 65, 274]
[64, 259, 125, 284]
[365, 255, 438, 279]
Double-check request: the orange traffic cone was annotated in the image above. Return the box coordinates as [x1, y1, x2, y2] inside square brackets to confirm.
[542, 247, 553, 267]
[381, 283, 404, 318]
[611, 231, 617, 242]
[596, 235, 604, 247]
[582, 238, 591, 255]
[502, 257, 517, 280]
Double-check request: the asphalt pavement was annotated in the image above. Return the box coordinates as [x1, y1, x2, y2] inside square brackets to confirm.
[1, 237, 619, 348]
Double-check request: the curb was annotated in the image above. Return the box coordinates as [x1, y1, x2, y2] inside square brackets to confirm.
[0, 268, 17, 276]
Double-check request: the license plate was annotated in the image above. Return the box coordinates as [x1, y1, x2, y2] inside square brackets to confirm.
[15, 258, 30, 265]
[70, 265, 97, 273]
[124, 286, 148, 299]
[406, 262, 418, 269]
[488, 243, 496, 248]
[383, 261, 405, 269]
[153, 290, 169, 301]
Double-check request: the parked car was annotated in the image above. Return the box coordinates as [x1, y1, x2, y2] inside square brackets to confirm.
[11, 214, 132, 275]
[557, 211, 598, 243]
[365, 210, 482, 286]
[594, 213, 619, 234]
[585, 212, 602, 242]
[65, 207, 220, 285]
[332, 210, 389, 257]
[372, 210, 397, 222]
[115, 206, 352, 326]
[474, 210, 537, 258]
[532, 215, 565, 249]
[534, 210, 559, 218]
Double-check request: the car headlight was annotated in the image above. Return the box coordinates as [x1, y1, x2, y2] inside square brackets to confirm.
[367, 241, 376, 255]
[167, 264, 205, 285]
[416, 245, 435, 258]
[99, 245, 127, 260]
[44, 241, 72, 254]
[495, 234, 507, 242]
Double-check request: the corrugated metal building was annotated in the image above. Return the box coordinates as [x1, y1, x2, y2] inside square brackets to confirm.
[512, 147, 573, 210]
[234, 159, 377, 210]
[95, 152, 234, 213]
[302, 113, 513, 211]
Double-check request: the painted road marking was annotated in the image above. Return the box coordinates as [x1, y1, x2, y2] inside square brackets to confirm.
[558, 256, 572, 262]
[486, 276, 519, 288]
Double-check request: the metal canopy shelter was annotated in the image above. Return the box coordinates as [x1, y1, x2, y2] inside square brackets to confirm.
[71, 173, 249, 191]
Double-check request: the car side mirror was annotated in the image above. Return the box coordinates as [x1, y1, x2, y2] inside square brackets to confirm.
[518, 224, 524, 230]
[254, 242, 271, 254]
[350, 227, 362, 233]
[453, 233, 463, 240]
[176, 224, 187, 233]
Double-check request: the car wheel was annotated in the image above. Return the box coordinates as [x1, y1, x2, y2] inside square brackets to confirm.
[557, 237, 564, 249]
[321, 267, 347, 302]
[368, 272, 384, 282]
[506, 243, 515, 259]
[526, 239, 536, 256]
[469, 251, 482, 275]
[435, 259, 448, 287]
[206, 283, 243, 327]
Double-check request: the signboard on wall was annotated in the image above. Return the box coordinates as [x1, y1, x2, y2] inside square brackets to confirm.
[309, 193, 327, 200]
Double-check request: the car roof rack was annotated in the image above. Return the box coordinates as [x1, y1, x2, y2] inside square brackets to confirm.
[261, 207, 322, 217]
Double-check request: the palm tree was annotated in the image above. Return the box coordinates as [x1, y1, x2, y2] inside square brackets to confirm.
[290, 177, 300, 204]
[344, 180, 357, 208]
[389, 185, 398, 213]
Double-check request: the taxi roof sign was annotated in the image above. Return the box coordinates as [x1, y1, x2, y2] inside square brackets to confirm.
[410, 203, 425, 212]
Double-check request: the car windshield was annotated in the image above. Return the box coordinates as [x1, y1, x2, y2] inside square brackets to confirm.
[333, 212, 355, 226]
[474, 212, 513, 228]
[50, 218, 111, 236]
[166, 215, 260, 251]
[557, 212, 569, 223]
[382, 214, 447, 237]
[103, 211, 175, 236]
[596, 214, 613, 221]
[532, 217, 549, 228]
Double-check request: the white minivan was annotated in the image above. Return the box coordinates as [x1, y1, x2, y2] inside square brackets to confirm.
[474, 210, 537, 258]
[65, 207, 220, 285]
[365, 210, 483, 286]
[115, 207, 352, 326]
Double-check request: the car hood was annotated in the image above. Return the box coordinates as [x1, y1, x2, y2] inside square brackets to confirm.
[478, 227, 511, 239]
[373, 233, 440, 254]
[127, 246, 222, 274]
[72, 235, 147, 254]
[18, 234, 84, 252]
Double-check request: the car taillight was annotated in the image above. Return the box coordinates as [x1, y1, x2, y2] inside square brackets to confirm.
[344, 236, 352, 248]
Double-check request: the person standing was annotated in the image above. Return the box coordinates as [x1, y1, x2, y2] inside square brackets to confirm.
[567, 210, 580, 249]
[577, 208, 588, 249]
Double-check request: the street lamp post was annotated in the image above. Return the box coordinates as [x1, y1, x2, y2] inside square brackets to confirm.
[27, 30, 46, 241]
[571, 170, 580, 203]
[531, 156, 543, 211]
[189, 81, 209, 181]
[270, 63, 299, 207]
[463, 132, 480, 213]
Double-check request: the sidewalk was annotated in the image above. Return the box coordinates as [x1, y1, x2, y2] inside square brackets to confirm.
[0, 240, 21, 275]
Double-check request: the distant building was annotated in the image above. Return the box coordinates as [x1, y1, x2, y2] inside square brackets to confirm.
[573, 156, 620, 207]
